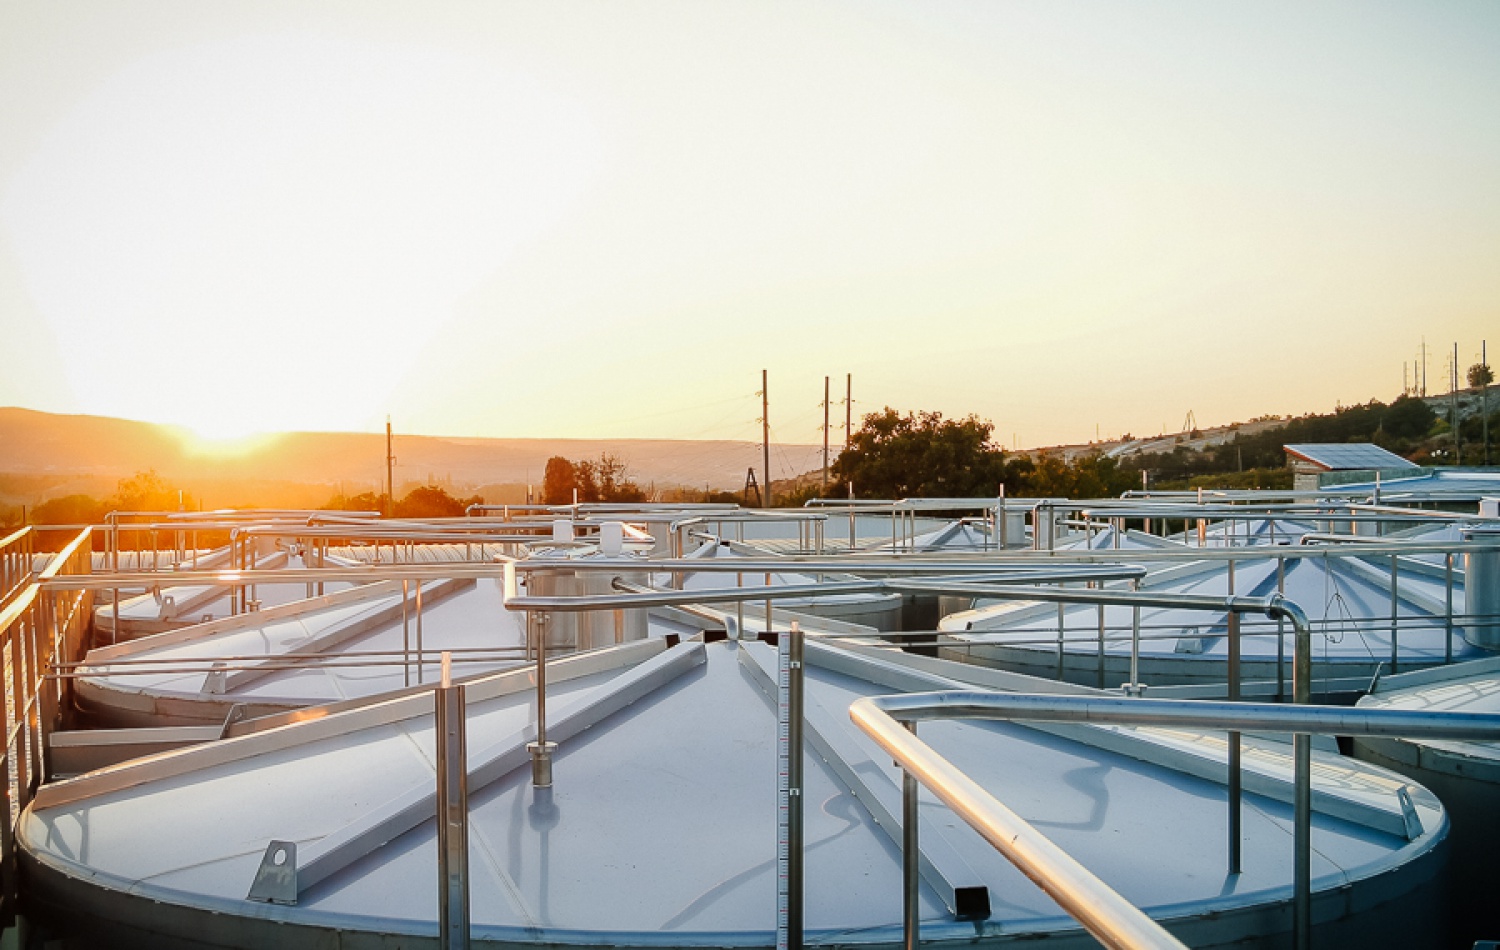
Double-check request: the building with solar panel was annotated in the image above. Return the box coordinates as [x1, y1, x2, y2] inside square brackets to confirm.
[1283, 443, 1419, 491]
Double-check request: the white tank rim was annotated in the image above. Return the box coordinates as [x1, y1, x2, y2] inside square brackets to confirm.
[19, 639, 1456, 949]
[15, 818, 1453, 950]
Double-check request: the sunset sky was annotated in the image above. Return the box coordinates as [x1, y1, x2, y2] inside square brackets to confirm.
[2, 1, 1496, 451]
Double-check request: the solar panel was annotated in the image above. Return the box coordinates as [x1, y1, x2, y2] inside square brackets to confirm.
[1283, 443, 1419, 470]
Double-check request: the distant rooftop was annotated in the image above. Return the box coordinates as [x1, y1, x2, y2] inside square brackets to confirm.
[1283, 443, 1418, 472]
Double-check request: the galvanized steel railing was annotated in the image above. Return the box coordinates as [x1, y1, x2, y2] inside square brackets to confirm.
[0, 526, 93, 928]
[851, 691, 1500, 950]
[0, 528, 35, 612]
[9, 524, 1499, 946]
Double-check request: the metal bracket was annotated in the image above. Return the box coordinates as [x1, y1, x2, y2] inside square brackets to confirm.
[1396, 785, 1423, 840]
[219, 704, 248, 739]
[528, 740, 557, 787]
[246, 840, 298, 904]
[202, 661, 227, 695]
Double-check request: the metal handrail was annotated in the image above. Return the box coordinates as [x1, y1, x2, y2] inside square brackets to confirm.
[1, 526, 93, 927]
[0, 527, 35, 610]
[35, 558, 1152, 592]
[851, 691, 1500, 950]
[33, 536, 1500, 589]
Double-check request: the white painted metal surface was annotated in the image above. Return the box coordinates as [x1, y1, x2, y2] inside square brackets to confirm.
[22, 638, 1450, 948]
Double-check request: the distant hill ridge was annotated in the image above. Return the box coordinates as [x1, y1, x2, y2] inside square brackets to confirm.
[0, 406, 821, 499]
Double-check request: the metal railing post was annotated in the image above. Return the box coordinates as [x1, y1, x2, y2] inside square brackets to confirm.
[416, 579, 425, 684]
[777, 621, 805, 950]
[402, 580, 412, 688]
[1055, 599, 1066, 680]
[1290, 598, 1312, 950]
[903, 720, 919, 950]
[1227, 561, 1241, 876]
[529, 612, 555, 787]
[1444, 554, 1454, 664]
[1276, 555, 1287, 701]
[435, 652, 470, 949]
[1126, 580, 1143, 695]
[1389, 554, 1400, 675]
[1095, 584, 1106, 690]
[10, 606, 29, 810]
[765, 570, 774, 637]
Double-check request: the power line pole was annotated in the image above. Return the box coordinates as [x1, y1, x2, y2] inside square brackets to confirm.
[1452, 343, 1461, 464]
[1420, 337, 1428, 397]
[762, 369, 771, 509]
[1483, 340, 1490, 467]
[385, 416, 395, 517]
[844, 373, 852, 451]
[821, 376, 830, 494]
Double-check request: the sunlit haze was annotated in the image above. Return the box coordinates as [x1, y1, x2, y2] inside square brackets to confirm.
[3, 2, 1497, 450]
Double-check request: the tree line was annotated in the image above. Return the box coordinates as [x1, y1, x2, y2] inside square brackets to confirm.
[6, 382, 1493, 529]
[541, 454, 647, 505]
[827, 408, 1146, 500]
[2, 472, 489, 541]
[827, 387, 1497, 502]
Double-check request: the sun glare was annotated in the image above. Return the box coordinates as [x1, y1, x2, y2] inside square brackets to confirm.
[179, 422, 283, 459]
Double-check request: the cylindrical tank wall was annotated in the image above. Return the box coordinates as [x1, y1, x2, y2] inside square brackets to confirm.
[526, 567, 648, 650]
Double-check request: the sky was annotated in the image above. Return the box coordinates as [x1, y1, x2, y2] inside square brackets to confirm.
[2, 1, 1497, 452]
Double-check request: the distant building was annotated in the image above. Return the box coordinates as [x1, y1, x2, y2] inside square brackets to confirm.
[1283, 443, 1418, 491]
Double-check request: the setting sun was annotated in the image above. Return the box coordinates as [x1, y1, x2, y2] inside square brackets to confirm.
[177, 423, 283, 459]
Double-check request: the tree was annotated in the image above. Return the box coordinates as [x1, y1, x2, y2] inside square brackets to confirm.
[394, 485, 482, 518]
[833, 408, 1008, 498]
[1019, 453, 1073, 497]
[1068, 452, 1137, 498]
[112, 469, 192, 511]
[592, 453, 647, 503]
[542, 456, 580, 505]
[542, 454, 647, 504]
[1382, 395, 1436, 440]
[31, 493, 111, 525]
[323, 491, 384, 512]
[1470, 363, 1495, 388]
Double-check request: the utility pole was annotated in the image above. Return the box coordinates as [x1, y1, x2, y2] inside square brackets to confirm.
[1484, 340, 1490, 466]
[1453, 342, 1461, 464]
[385, 417, 395, 517]
[844, 373, 852, 450]
[762, 370, 771, 509]
[821, 376, 830, 494]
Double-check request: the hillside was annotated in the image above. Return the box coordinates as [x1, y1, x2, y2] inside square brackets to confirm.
[0, 407, 821, 506]
[1022, 387, 1496, 466]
